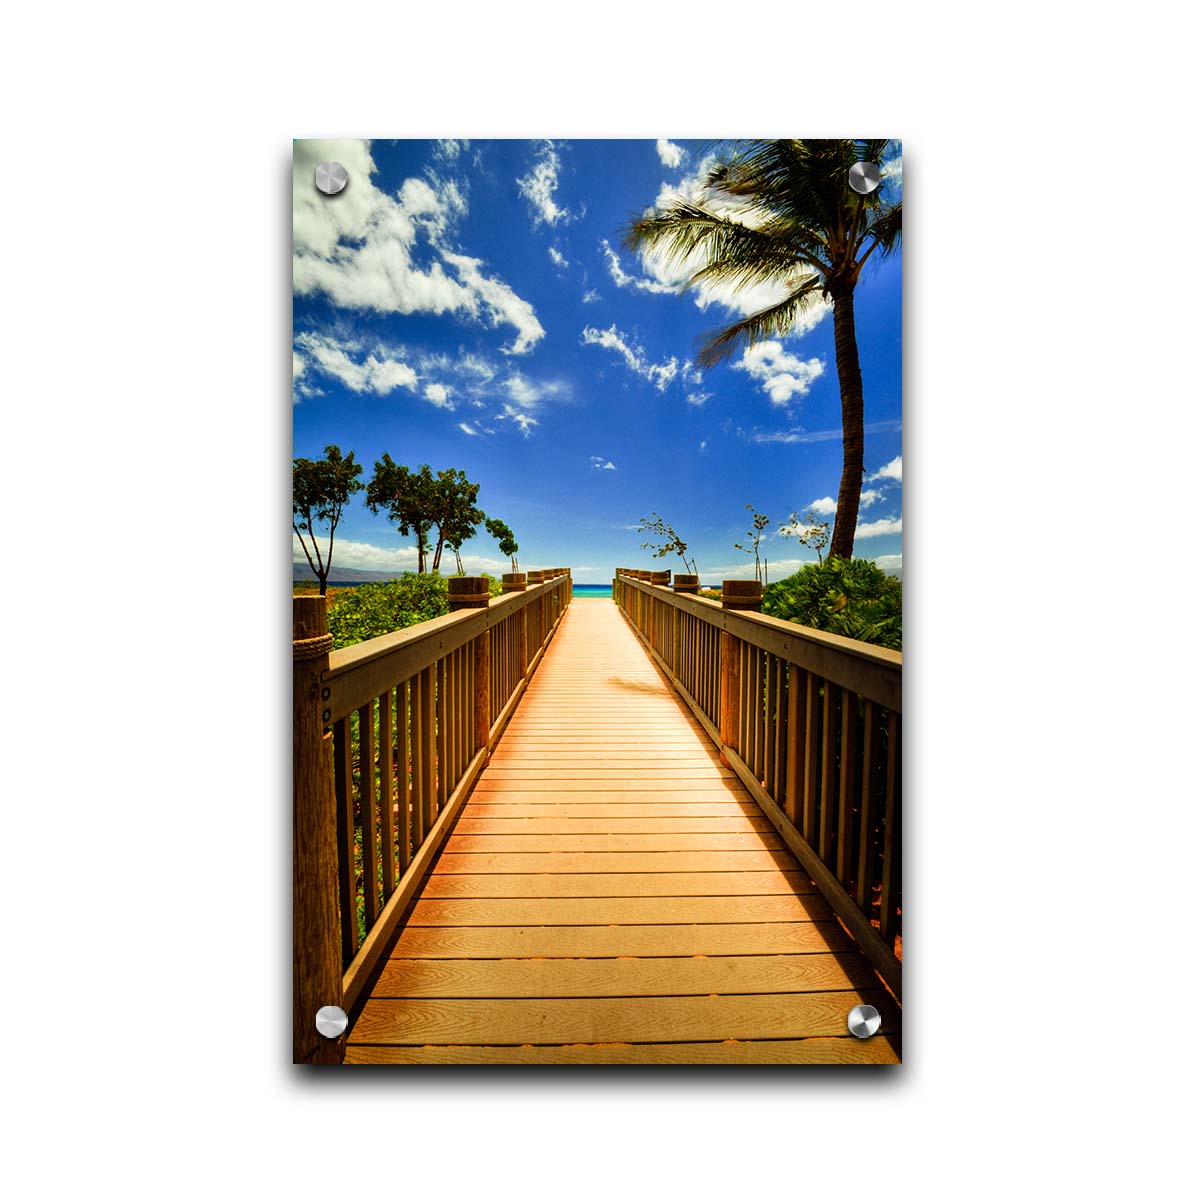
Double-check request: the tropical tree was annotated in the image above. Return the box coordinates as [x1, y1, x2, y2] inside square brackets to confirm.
[637, 511, 698, 576]
[779, 509, 830, 565]
[365, 456, 436, 572]
[429, 468, 484, 572]
[625, 139, 901, 561]
[734, 504, 771, 584]
[485, 517, 520, 572]
[293, 444, 363, 595]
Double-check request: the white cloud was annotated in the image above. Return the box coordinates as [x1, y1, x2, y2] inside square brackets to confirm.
[424, 383, 451, 408]
[806, 496, 837, 515]
[580, 324, 678, 392]
[294, 534, 504, 574]
[881, 151, 902, 194]
[516, 140, 573, 227]
[441, 251, 544, 354]
[873, 554, 903, 571]
[699, 438, 709, 452]
[860, 488, 882, 507]
[434, 139, 469, 162]
[548, 246, 568, 269]
[293, 331, 421, 397]
[735, 341, 825, 405]
[686, 392, 711, 407]
[292, 138, 543, 355]
[856, 516, 902, 538]
[870, 455, 903, 482]
[590, 456, 617, 471]
[582, 288, 601, 304]
[741, 419, 901, 446]
[601, 238, 675, 295]
[656, 139, 685, 168]
[498, 405, 539, 437]
[682, 360, 703, 387]
[492, 372, 569, 438]
[458, 421, 482, 436]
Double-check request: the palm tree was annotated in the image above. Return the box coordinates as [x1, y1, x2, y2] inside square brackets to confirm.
[625, 139, 901, 561]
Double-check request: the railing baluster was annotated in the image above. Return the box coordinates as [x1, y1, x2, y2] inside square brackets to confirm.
[836, 688, 858, 886]
[879, 711, 901, 948]
[802, 672, 820, 843]
[820, 683, 838, 864]
[855, 700, 880, 911]
[358, 700, 379, 929]
[379, 687, 396, 899]
[333, 716, 356, 961]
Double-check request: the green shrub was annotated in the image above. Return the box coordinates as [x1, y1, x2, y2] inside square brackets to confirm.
[326, 572, 505, 649]
[762, 558, 902, 650]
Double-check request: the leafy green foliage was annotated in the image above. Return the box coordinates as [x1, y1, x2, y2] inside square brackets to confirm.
[325, 573, 504, 649]
[292, 445, 363, 594]
[365, 456, 436, 572]
[763, 558, 901, 650]
[431, 467, 484, 571]
[485, 516, 519, 572]
[326, 575, 450, 649]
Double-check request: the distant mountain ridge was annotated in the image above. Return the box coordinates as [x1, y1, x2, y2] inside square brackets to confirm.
[292, 563, 404, 583]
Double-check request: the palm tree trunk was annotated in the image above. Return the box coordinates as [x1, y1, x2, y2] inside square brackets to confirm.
[829, 284, 865, 561]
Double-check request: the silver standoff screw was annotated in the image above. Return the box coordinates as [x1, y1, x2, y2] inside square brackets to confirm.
[315, 1004, 349, 1039]
[315, 161, 349, 196]
[847, 1003, 881, 1038]
[848, 161, 881, 195]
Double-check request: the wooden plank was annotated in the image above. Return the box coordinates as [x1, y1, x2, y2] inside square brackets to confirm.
[454, 816, 774, 835]
[350, 989, 899, 1045]
[472, 778, 747, 793]
[346, 1037, 900, 1065]
[464, 801, 762, 818]
[372, 952, 878, 998]
[407, 893, 834, 926]
[442, 832, 785, 853]
[420, 871, 814, 898]
[390, 920, 854, 958]
[433, 849, 799, 873]
[479, 767, 736, 779]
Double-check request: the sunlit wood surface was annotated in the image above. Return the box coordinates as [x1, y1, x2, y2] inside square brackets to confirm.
[345, 599, 900, 1064]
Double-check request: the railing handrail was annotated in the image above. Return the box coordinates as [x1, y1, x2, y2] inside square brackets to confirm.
[324, 579, 561, 722]
[616, 574, 901, 712]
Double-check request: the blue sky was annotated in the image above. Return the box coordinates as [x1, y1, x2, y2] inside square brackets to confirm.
[293, 138, 902, 584]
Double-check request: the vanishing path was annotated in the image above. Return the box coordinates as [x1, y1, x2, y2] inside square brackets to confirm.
[346, 599, 900, 1063]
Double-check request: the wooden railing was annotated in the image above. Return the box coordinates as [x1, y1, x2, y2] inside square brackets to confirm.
[613, 568, 902, 998]
[293, 569, 573, 1062]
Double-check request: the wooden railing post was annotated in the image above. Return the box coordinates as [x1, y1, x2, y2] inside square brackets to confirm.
[718, 581, 762, 769]
[449, 579, 492, 755]
[293, 596, 343, 1065]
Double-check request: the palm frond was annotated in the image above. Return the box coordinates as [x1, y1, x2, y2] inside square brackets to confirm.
[696, 278, 825, 368]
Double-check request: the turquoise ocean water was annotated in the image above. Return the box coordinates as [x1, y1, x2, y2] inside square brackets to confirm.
[572, 583, 612, 599]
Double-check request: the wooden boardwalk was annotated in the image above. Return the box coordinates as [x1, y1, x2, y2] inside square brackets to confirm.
[345, 598, 900, 1064]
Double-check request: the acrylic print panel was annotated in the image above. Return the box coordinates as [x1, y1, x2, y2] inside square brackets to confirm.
[292, 139, 903, 1065]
